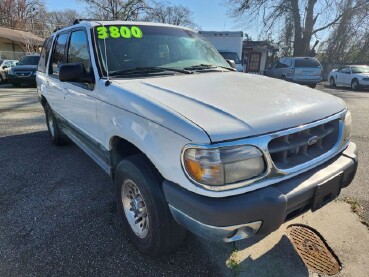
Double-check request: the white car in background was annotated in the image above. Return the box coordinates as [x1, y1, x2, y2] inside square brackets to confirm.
[0, 59, 19, 84]
[328, 65, 369, 91]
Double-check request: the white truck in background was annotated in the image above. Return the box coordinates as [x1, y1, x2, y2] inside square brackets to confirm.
[199, 31, 244, 72]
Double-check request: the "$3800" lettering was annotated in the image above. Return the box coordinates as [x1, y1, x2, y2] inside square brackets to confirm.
[96, 26, 143, 39]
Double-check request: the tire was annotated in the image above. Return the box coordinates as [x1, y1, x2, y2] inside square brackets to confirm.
[351, 79, 359, 91]
[0, 75, 3, 84]
[329, 77, 336, 87]
[115, 154, 186, 256]
[308, 84, 317, 89]
[281, 75, 287, 80]
[45, 104, 68, 146]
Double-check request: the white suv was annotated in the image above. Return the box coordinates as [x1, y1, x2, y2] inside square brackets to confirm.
[36, 20, 358, 255]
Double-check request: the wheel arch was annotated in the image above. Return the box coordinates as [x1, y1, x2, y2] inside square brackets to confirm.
[109, 136, 161, 181]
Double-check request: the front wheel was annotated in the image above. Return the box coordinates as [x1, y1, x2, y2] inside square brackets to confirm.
[351, 79, 359, 91]
[115, 154, 186, 256]
[329, 77, 336, 87]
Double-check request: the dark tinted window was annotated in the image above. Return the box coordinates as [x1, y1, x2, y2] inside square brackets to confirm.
[338, 67, 350, 74]
[219, 52, 240, 63]
[295, 58, 321, 68]
[38, 37, 53, 73]
[19, 56, 40, 65]
[67, 30, 92, 74]
[50, 33, 69, 76]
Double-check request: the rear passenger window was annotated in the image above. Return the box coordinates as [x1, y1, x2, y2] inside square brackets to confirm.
[38, 36, 53, 73]
[67, 30, 92, 74]
[295, 59, 321, 68]
[50, 33, 69, 76]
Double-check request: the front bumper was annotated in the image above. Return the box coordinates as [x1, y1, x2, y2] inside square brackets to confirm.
[7, 74, 36, 84]
[163, 142, 358, 242]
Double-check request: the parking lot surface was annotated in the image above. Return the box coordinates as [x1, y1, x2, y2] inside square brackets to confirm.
[0, 83, 368, 276]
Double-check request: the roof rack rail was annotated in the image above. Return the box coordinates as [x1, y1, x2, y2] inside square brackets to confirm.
[73, 19, 101, 25]
[53, 26, 63, 33]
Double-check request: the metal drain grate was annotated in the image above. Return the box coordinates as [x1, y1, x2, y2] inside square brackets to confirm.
[286, 225, 341, 276]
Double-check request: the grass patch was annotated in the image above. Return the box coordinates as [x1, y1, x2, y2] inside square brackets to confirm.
[226, 244, 240, 276]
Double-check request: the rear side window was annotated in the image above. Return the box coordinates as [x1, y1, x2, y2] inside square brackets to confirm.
[67, 30, 92, 74]
[38, 37, 53, 73]
[295, 58, 321, 68]
[50, 33, 69, 76]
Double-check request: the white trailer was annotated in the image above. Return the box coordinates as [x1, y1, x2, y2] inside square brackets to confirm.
[199, 31, 244, 72]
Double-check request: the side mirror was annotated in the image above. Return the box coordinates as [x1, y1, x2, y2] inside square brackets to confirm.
[226, 59, 236, 69]
[59, 63, 94, 83]
[15, 62, 19, 65]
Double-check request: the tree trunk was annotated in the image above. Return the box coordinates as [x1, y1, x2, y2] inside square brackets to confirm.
[289, 0, 303, 56]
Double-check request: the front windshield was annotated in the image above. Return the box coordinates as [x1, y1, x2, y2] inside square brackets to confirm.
[219, 52, 240, 64]
[19, 56, 40, 65]
[93, 25, 231, 76]
[351, 66, 369, 74]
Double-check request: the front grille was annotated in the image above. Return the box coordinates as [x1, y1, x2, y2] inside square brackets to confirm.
[15, 71, 32, 77]
[268, 119, 339, 169]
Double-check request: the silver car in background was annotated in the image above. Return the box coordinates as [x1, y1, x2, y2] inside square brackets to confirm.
[265, 57, 323, 88]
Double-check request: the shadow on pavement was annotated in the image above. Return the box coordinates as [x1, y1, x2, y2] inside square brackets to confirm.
[0, 131, 223, 276]
[237, 235, 308, 276]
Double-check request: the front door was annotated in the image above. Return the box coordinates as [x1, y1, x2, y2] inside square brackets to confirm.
[62, 29, 99, 142]
[248, 52, 261, 73]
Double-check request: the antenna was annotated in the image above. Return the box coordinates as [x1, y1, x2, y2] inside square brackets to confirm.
[100, 14, 111, 86]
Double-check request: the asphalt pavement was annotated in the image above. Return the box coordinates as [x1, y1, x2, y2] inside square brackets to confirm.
[0, 83, 368, 276]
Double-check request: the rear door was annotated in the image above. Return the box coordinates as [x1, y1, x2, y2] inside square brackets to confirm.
[294, 58, 322, 79]
[37, 36, 53, 98]
[46, 32, 70, 115]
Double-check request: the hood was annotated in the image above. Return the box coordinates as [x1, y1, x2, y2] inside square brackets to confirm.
[13, 65, 37, 71]
[115, 72, 346, 142]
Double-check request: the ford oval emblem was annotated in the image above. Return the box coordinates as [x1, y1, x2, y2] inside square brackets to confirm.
[307, 136, 318, 146]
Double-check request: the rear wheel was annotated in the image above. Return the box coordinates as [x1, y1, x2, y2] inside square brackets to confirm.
[308, 84, 317, 89]
[329, 77, 336, 87]
[281, 75, 287, 81]
[45, 104, 68, 145]
[115, 154, 186, 256]
[351, 79, 359, 91]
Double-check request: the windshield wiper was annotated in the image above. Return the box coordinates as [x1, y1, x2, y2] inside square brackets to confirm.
[184, 64, 235, 71]
[109, 67, 193, 76]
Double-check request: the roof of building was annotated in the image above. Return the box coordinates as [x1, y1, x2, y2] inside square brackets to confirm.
[0, 26, 44, 46]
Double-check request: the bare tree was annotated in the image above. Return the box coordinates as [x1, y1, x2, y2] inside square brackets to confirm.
[80, 0, 148, 20]
[0, 0, 45, 31]
[144, 2, 197, 28]
[228, 0, 369, 56]
[319, 0, 369, 64]
[43, 9, 81, 34]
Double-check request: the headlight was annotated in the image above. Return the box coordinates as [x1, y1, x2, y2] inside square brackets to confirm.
[342, 110, 351, 143]
[182, 145, 265, 187]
